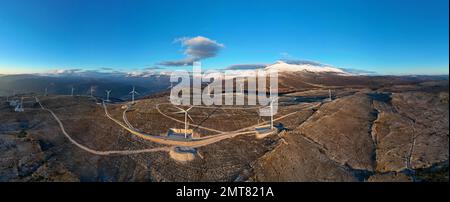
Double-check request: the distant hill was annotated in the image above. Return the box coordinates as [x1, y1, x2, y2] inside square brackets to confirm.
[1, 61, 447, 98]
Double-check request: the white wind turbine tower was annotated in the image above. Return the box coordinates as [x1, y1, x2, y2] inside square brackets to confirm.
[174, 106, 194, 138]
[90, 86, 95, 97]
[268, 85, 279, 130]
[240, 83, 244, 94]
[44, 88, 48, 96]
[268, 96, 279, 130]
[167, 82, 173, 101]
[328, 89, 332, 100]
[15, 97, 24, 112]
[71, 87, 75, 96]
[105, 90, 112, 102]
[129, 86, 140, 104]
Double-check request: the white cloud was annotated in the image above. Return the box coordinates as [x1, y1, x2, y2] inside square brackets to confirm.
[160, 36, 224, 66]
[225, 64, 268, 70]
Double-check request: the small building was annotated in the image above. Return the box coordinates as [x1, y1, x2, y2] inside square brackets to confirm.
[255, 124, 277, 139]
[169, 147, 197, 162]
[14, 104, 24, 112]
[165, 128, 200, 139]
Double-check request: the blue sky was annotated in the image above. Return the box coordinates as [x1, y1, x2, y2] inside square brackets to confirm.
[0, 0, 448, 75]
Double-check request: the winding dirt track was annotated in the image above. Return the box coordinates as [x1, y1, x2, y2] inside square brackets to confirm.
[104, 102, 255, 147]
[35, 97, 170, 156]
[112, 100, 320, 147]
[122, 106, 136, 130]
[33, 95, 319, 154]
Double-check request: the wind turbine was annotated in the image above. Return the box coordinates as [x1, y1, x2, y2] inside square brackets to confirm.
[269, 96, 279, 130]
[15, 97, 24, 112]
[44, 88, 48, 96]
[105, 90, 112, 102]
[166, 82, 174, 101]
[328, 89, 332, 100]
[129, 86, 140, 104]
[268, 85, 279, 130]
[173, 106, 194, 138]
[71, 87, 75, 96]
[90, 86, 95, 97]
[240, 83, 244, 94]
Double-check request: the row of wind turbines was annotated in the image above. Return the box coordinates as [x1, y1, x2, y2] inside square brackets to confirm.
[6, 85, 141, 113]
[5, 92, 24, 112]
[40, 85, 141, 104]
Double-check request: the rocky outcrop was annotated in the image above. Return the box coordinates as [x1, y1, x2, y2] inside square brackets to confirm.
[250, 131, 358, 182]
[296, 93, 377, 171]
[251, 90, 448, 182]
[373, 92, 449, 172]
[0, 132, 78, 182]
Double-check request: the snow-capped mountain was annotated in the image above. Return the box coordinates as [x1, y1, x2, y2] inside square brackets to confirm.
[264, 60, 349, 75]
[201, 60, 351, 79]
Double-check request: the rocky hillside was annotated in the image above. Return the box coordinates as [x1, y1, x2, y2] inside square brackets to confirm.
[250, 87, 449, 182]
[0, 79, 448, 182]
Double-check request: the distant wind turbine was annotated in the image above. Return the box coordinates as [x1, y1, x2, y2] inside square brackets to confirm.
[129, 86, 140, 104]
[269, 96, 279, 130]
[90, 86, 95, 97]
[105, 90, 112, 102]
[174, 106, 194, 138]
[240, 83, 244, 94]
[268, 85, 279, 130]
[328, 89, 332, 100]
[15, 97, 24, 112]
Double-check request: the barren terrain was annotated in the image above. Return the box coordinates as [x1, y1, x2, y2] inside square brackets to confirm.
[0, 78, 448, 182]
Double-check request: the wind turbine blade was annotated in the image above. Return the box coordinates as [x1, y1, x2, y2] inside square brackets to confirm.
[135, 91, 140, 95]
[186, 106, 194, 112]
[173, 106, 184, 111]
[187, 114, 194, 122]
[173, 111, 185, 114]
